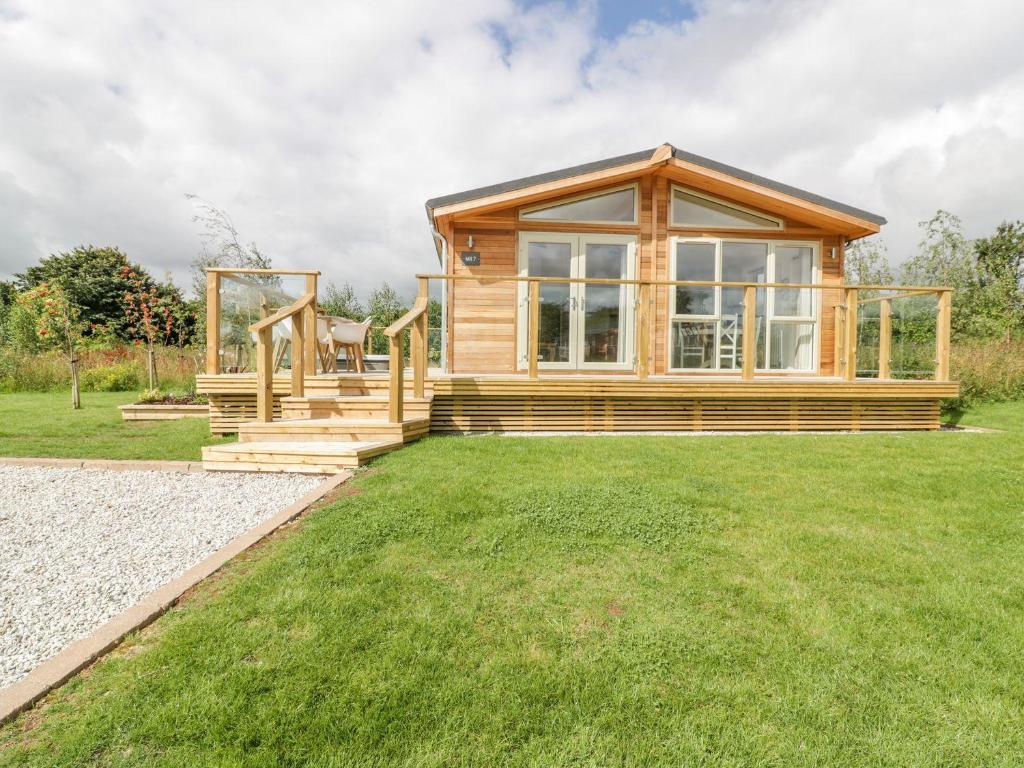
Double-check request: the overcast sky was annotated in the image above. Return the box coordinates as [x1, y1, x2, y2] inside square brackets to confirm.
[2, 0, 1023, 299]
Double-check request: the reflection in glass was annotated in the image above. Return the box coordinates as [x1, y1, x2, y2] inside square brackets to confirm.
[582, 243, 626, 364]
[774, 246, 813, 317]
[218, 274, 305, 373]
[770, 322, 814, 370]
[721, 242, 767, 370]
[528, 242, 572, 363]
[671, 189, 781, 229]
[672, 320, 717, 369]
[522, 187, 635, 223]
[675, 242, 716, 315]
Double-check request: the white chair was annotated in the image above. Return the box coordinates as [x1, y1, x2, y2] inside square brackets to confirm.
[317, 316, 371, 372]
[250, 316, 292, 372]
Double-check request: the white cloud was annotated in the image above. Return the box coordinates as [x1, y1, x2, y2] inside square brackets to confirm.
[1, 0, 1023, 297]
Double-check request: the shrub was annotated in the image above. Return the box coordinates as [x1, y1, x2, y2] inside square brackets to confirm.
[80, 362, 142, 392]
[138, 387, 164, 403]
[948, 339, 1024, 409]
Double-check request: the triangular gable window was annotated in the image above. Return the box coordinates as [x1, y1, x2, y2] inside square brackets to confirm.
[671, 187, 783, 229]
[520, 185, 637, 224]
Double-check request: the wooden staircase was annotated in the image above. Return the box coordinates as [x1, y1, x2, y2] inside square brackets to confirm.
[204, 274, 433, 474]
[202, 390, 431, 474]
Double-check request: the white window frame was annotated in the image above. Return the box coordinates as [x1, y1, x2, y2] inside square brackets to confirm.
[516, 231, 637, 371]
[519, 183, 639, 226]
[668, 237, 821, 373]
[670, 185, 784, 230]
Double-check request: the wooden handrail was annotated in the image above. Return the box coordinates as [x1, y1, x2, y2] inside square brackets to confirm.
[387, 277, 430, 423]
[384, 296, 429, 338]
[249, 293, 315, 333]
[206, 267, 321, 275]
[414, 273, 952, 293]
[250, 292, 316, 421]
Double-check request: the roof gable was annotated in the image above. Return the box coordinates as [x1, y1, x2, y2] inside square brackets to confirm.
[425, 143, 886, 232]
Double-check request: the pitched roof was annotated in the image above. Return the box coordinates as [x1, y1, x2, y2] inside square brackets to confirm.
[425, 144, 886, 226]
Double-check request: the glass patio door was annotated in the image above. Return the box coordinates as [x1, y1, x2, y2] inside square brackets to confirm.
[518, 233, 636, 371]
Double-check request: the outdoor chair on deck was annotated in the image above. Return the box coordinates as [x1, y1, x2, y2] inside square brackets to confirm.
[250, 316, 292, 373]
[317, 316, 372, 373]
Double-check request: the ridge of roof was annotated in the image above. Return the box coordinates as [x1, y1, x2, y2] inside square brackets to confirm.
[424, 144, 886, 227]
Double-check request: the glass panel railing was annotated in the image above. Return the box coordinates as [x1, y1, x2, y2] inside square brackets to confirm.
[217, 273, 306, 374]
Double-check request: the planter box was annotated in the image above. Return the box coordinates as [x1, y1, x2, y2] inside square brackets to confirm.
[119, 404, 209, 421]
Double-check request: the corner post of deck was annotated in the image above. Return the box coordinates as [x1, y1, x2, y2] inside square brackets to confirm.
[528, 280, 540, 379]
[255, 326, 274, 422]
[304, 273, 318, 375]
[878, 298, 892, 380]
[205, 270, 221, 375]
[290, 307, 305, 399]
[389, 333, 404, 423]
[844, 287, 859, 381]
[413, 277, 428, 400]
[741, 284, 756, 381]
[637, 282, 650, 379]
[935, 289, 952, 381]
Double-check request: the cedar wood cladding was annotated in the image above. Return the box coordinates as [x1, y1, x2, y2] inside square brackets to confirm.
[447, 174, 847, 375]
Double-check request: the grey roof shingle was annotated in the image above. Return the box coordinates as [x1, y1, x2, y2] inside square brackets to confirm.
[424, 144, 886, 226]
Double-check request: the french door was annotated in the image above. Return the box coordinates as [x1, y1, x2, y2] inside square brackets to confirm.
[516, 232, 637, 371]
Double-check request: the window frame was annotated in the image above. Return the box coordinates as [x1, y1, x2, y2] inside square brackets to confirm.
[668, 236, 821, 374]
[670, 184, 784, 230]
[518, 183, 639, 226]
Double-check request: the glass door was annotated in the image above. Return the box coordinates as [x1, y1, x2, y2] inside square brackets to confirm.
[578, 235, 635, 368]
[518, 233, 636, 371]
[521, 233, 577, 369]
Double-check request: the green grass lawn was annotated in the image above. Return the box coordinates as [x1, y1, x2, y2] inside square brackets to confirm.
[2, 401, 1023, 766]
[0, 392, 232, 461]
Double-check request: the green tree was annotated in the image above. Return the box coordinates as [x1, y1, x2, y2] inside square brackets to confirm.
[366, 283, 407, 355]
[17, 283, 87, 408]
[320, 282, 366, 320]
[844, 238, 894, 285]
[15, 246, 162, 342]
[973, 221, 1024, 338]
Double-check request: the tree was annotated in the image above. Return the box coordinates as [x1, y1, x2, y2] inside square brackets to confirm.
[843, 238, 894, 285]
[15, 246, 157, 341]
[319, 281, 366, 320]
[972, 221, 1024, 338]
[17, 283, 87, 409]
[187, 195, 272, 298]
[366, 283, 407, 355]
[121, 267, 178, 388]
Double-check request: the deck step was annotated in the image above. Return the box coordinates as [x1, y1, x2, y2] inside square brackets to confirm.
[237, 417, 430, 444]
[201, 439, 403, 473]
[280, 395, 431, 420]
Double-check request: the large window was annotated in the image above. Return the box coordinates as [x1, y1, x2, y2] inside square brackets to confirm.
[670, 186, 783, 229]
[670, 238, 817, 372]
[520, 185, 637, 225]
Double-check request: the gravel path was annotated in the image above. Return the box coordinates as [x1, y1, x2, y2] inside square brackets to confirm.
[0, 466, 322, 689]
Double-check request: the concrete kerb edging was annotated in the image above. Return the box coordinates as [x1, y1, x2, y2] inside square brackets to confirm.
[0, 469, 353, 725]
[0, 457, 205, 472]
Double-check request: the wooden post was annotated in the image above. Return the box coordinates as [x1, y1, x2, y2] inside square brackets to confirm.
[834, 303, 845, 379]
[412, 315, 425, 399]
[741, 285, 756, 381]
[637, 283, 650, 379]
[528, 280, 540, 379]
[844, 288, 858, 381]
[415, 276, 429, 396]
[935, 290, 952, 381]
[290, 310, 305, 398]
[304, 273, 318, 375]
[388, 333, 404, 423]
[205, 271, 220, 374]
[255, 326, 274, 422]
[878, 298, 892, 380]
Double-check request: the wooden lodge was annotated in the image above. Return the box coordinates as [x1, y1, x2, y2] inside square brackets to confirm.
[198, 143, 958, 472]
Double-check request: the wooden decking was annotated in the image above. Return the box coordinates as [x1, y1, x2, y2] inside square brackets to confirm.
[196, 372, 958, 472]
